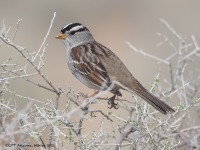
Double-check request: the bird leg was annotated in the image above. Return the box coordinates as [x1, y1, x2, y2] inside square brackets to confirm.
[89, 91, 119, 109]
[108, 95, 119, 109]
[88, 90, 99, 98]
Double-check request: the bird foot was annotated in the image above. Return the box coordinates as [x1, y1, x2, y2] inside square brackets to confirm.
[108, 95, 119, 109]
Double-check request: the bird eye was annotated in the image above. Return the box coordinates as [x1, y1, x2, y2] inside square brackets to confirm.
[70, 31, 75, 35]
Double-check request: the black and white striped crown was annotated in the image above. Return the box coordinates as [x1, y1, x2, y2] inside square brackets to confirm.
[61, 23, 89, 34]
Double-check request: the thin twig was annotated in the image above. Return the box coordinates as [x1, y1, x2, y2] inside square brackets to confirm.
[32, 12, 56, 61]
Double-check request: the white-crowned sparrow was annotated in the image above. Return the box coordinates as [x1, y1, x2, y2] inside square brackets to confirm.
[56, 23, 175, 114]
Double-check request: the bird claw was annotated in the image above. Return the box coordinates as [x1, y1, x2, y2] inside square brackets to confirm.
[108, 103, 119, 109]
[108, 95, 119, 109]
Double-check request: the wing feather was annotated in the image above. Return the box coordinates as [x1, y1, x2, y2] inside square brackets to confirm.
[70, 43, 111, 89]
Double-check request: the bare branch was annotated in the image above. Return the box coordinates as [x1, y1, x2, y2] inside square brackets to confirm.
[32, 12, 56, 61]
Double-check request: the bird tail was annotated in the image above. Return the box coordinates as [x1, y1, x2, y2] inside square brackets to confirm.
[131, 81, 175, 114]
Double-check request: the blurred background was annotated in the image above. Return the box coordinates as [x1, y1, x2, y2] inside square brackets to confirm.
[1, 0, 200, 98]
[1, 0, 200, 94]
[0, 0, 200, 148]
